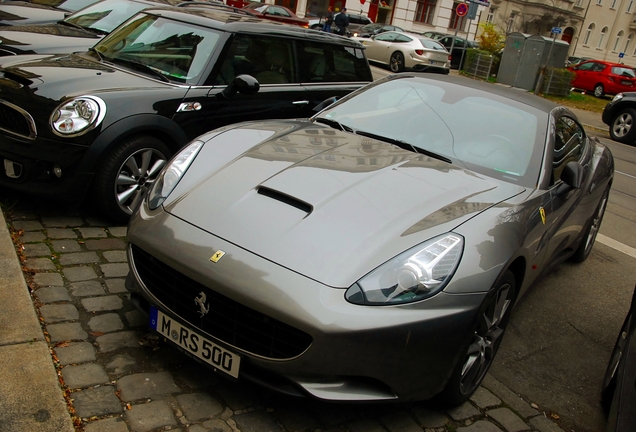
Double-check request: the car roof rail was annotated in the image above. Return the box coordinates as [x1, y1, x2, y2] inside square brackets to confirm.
[176, 1, 255, 16]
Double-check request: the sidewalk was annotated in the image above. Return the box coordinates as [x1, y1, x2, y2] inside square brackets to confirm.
[0, 208, 74, 431]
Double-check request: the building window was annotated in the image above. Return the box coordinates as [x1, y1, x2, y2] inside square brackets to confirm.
[575, 0, 582, 5]
[629, 0, 634, 11]
[414, 0, 437, 25]
[614, 30, 624, 51]
[584, 23, 595, 45]
[486, 8, 496, 23]
[596, 0, 602, 5]
[599, 26, 608, 48]
[449, 3, 467, 31]
[626, 33, 633, 53]
[611, 0, 617, 7]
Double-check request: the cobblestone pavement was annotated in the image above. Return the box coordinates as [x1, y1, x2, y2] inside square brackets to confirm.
[1, 195, 568, 432]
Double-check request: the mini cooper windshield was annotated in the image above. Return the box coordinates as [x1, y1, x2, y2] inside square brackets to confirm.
[93, 13, 222, 84]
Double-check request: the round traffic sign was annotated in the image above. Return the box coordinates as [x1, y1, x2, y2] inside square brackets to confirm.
[456, 3, 468, 16]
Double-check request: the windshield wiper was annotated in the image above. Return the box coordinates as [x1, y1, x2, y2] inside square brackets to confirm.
[314, 117, 352, 132]
[102, 55, 170, 83]
[88, 46, 103, 61]
[355, 130, 452, 164]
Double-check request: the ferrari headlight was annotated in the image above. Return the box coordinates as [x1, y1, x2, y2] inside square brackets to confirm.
[345, 233, 463, 306]
[50, 95, 106, 137]
[147, 140, 204, 210]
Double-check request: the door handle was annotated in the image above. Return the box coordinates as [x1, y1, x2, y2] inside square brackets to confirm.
[293, 100, 310, 105]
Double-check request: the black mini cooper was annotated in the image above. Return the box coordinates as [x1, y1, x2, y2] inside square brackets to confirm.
[0, 7, 372, 221]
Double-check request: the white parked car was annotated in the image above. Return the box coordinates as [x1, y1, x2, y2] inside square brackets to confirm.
[353, 31, 450, 74]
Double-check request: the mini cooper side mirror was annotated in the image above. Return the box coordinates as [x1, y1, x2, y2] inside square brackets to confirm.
[219, 74, 260, 100]
[561, 161, 584, 189]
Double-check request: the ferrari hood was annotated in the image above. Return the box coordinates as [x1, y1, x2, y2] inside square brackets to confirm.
[164, 121, 526, 287]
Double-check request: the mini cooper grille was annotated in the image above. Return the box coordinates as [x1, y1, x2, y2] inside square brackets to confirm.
[0, 100, 35, 139]
[131, 244, 312, 360]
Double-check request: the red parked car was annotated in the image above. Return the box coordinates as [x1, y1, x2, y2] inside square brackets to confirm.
[568, 60, 636, 98]
[243, 3, 308, 27]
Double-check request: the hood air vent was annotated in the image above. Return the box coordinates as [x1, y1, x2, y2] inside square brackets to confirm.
[257, 186, 313, 215]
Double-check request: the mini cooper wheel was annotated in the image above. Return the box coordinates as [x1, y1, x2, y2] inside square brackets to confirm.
[436, 270, 516, 406]
[571, 187, 609, 263]
[593, 84, 605, 98]
[94, 135, 171, 223]
[390, 52, 405, 73]
[610, 108, 636, 143]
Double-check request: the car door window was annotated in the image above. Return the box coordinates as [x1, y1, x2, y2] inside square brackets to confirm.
[298, 41, 371, 83]
[394, 34, 412, 43]
[375, 33, 397, 42]
[592, 63, 606, 72]
[212, 35, 294, 85]
[552, 116, 585, 184]
[575, 62, 594, 71]
[268, 6, 291, 17]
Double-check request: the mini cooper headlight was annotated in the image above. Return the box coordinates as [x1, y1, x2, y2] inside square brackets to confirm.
[50, 95, 106, 137]
[345, 233, 463, 305]
[147, 140, 204, 210]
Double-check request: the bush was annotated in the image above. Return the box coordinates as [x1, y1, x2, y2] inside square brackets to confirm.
[463, 49, 501, 79]
[540, 67, 575, 97]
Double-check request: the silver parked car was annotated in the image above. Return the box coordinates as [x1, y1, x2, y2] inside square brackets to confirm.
[353, 31, 450, 73]
[126, 74, 614, 405]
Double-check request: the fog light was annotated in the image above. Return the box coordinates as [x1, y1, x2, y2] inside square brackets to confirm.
[52, 165, 62, 178]
[4, 159, 22, 178]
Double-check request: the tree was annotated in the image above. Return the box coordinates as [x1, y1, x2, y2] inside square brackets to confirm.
[477, 22, 505, 54]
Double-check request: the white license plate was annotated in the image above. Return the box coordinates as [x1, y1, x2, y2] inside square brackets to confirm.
[621, 80, 633, 86]
[429, 60, 442, 65]
[150, 307, 240, 378]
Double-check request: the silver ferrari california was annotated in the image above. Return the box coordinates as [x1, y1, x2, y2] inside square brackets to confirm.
[125, 73, 614, 405]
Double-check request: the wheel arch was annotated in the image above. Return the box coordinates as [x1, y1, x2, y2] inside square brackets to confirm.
[76, 114, 190, 175]
[505, 256, 526, 297]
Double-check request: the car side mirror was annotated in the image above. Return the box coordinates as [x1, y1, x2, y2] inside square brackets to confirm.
[560, 161, 584, 189]
[219, 74, 260, 100]
[313, 96, 339, 112]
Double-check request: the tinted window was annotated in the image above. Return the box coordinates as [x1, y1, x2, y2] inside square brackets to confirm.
[213, 35, 294, 85]
[553, 116, 584, 183]
[576, 62, 594, 71]
[419, 39, 446, 50]
[612, 66, 636, 77]
[268, 6, 291, 17]
[375, 32, 397, 42]
[394, 34, 413, 43]
[298, 41, 372, 83]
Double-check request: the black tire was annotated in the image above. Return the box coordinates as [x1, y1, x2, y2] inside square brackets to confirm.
[570, 187, 609, 263]
[609, 108, 636, 143]
[435, 270, 517, 406]
[390, 52, 405, 73]
[93, 135, 171, 223]
[601, 311, 631, 414]
[593, 84, 605, 98]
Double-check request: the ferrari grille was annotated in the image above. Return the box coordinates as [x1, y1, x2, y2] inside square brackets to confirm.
[131, 244, 312, 360]
[0, 100, 36, 139]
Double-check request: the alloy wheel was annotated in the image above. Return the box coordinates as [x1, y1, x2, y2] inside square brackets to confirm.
[459, 283, 513, 394]
[583, 192, 608, 254]
[612, 112, 633, 138]
[114, 148, 168, 215]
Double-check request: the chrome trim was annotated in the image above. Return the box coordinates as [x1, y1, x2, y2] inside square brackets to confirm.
[50, 95, 107, 138]
[0, 99, 37, 140]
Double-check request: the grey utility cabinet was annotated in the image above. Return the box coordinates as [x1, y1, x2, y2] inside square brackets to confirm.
[497, 32, 569, 91]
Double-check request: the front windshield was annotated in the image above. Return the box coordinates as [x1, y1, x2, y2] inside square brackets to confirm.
[317, 78, 546, 187]
[65, 0, 156, 34]
[93, 13, 221, 84]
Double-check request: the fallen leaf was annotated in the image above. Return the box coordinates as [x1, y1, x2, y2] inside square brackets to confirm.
[90, 332, 105, 337]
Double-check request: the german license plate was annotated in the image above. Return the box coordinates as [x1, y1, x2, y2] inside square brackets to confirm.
[150, 307, 240, 378]
[430, 60, 441, 65]
[621, 80, 632, 86]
